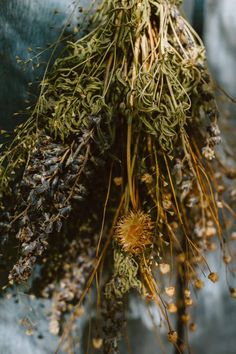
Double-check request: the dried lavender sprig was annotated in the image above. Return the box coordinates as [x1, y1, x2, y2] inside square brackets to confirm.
[3, 117, 107, 283]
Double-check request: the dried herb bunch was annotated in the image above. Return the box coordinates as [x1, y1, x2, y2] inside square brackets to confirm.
[0, 0, 235, 353]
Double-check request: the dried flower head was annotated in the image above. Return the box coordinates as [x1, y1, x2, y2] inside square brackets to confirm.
[115, 210, 154, 255]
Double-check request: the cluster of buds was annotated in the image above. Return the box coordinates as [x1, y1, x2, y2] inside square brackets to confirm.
[102, 293, 126, 354]
[202, 118, 221, 161]
[4, 123, 101, 283]
[42, 238, 96, 335]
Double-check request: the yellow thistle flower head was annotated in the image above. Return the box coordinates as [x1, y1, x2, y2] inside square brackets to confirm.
[115, 210, 154, 255]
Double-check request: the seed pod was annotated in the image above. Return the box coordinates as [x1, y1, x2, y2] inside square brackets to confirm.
[208, 272, 219, 283]
[168, 331, 178, 344]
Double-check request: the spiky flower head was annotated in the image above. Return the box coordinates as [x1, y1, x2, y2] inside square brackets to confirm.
[115, 210, 154, 255]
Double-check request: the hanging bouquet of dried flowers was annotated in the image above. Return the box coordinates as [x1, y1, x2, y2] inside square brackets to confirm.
[0, 0, 235, 353]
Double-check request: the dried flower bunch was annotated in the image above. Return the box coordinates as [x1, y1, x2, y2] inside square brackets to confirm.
[0, 0, 235, 352]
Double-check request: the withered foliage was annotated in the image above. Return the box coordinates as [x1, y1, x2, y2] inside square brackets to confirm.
[0, 0, 235, 353]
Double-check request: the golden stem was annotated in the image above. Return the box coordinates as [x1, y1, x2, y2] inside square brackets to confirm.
[127, 122, 137, 209]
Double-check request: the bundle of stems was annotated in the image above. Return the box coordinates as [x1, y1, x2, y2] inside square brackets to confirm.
[0, 0, 235, 352]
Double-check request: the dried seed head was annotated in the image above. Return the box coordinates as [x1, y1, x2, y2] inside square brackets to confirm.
[168, 330, 178, 344]
[205, 226, 217, 238]
[231, 232, 236, 240]
[177, 253, 186, 263]
[184, 289, 191, 298]
[167, 303, 178, 313]
[184, 289, 193, 305]
[159, 263, 171, 274]
[181, 313, 190, 323]
[185, 297, 193, 306]
[230, 288, 236, 299]
[194, 279, 204, 289]
[141, 173, 153, 184]
[74, 306, 85, 317]
[208, 272, 219, 283]
[165, 286, 175, 297]
[223, 254, 232, 264]
[189, 323, 197, 332]
[115, 210, 153, 255]
[113, 177, 123, 186]
[93, 338, 103, 349]
[207, 242, 217, 252]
